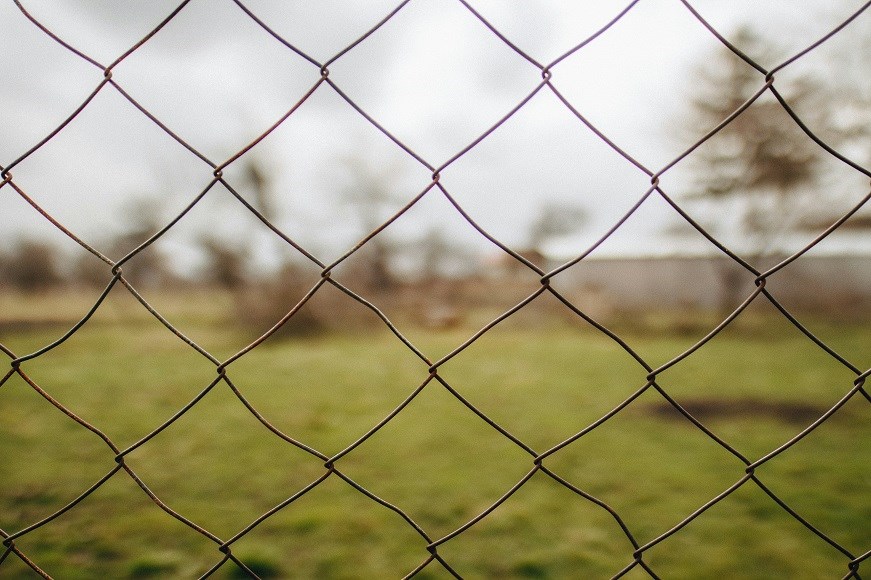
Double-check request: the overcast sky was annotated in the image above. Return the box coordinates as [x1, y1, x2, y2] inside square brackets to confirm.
[2, 0, 869, 274]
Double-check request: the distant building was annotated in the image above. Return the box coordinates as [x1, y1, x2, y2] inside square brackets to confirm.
[557, 254, 871, 313]
[486, 251, 871, 314]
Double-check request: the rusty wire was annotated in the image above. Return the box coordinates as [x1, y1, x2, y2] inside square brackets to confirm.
[1, 0, 869, 578]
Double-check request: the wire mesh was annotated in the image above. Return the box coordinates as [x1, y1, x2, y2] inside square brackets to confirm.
[1, 1, 869, 578]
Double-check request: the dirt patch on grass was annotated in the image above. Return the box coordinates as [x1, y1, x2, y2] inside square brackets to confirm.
[0, 319, 71, 333]
[641, 397, 831, 425]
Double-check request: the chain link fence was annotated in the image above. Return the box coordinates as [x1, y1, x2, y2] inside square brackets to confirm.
[1, 1, 869, 578]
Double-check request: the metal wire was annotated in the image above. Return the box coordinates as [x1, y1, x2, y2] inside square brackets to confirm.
[1, 1, 869, 578]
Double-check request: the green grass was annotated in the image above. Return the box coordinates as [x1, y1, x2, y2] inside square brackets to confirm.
[0, 289, 868, 578]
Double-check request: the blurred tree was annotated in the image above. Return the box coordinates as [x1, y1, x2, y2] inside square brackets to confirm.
[685, 28, 822, 246]
[796, 9, 871, 232]
[0, 239, 63, 291]
[337, 156, 404, 292]
[825, 9, 870, 165]
[243, 156, 277, 223]
[680, 27, 825, 312]
[104, 196, 173, 288]
[69, 197, 171, 289]
[198, 235, 249, 289]
[415, 226, 475, 282]
[198, 156, 274, 289]
[527, 201, 588, 255]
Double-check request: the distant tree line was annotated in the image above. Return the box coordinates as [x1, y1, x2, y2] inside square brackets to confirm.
[6, 18, 866, 332]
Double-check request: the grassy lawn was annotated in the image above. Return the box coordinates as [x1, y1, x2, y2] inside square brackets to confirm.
[0, 288, 868, 578]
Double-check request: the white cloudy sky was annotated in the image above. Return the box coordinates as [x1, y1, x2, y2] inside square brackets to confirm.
[2, 0, 869, 274]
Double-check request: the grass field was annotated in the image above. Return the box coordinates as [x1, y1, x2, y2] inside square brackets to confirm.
[0, 287, 868, 579]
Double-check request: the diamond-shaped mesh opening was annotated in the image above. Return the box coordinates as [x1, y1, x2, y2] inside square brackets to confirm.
[144, 177, 315, 279]
[238, 0, 406, 64]
[546, 191, 747, 358]
[6, 86, 208, 237]
[119, 377, 326, 540]
[0, 372, 114, 532]
[748, 392, 870, 554]
[0, 6, 104, 162]
[640, 481, 857, 578]
[7, 286, 219, 447]
[221, 474, 430, 578]
[548, 0, 720, 169]
[206, 81, 436, 258]
[325, 186, 551, 347]
[434, 291, 647, 451]
[223, 288, 430, 454]
[672, 96, 857, 253]
[1, 1, 185, 67]
[441, 85, 654, 249]
[108, 1, 320, 158]
[3, 471, 219, 579]
[327, 0, 540, 163]
[543, 386, 748, 546]
[651, 297, 860, 456]
[435, 470, 638, 578]
[334, 381, 533, 541]
[0, 196, 109, 354]
[758, 240, 871, 362]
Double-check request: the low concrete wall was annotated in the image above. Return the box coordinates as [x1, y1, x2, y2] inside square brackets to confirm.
[549, 255, 871, 312]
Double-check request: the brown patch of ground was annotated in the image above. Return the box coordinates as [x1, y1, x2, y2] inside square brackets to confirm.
[0, 319, 70, 333]
[641, 397, 831, 425]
